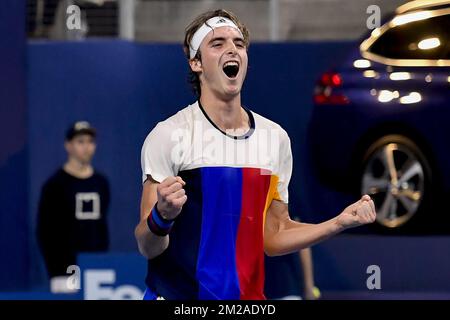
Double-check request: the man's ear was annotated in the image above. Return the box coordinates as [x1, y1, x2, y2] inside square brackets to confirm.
[64, 141, 71, 153]
[189, 58, 202, 73]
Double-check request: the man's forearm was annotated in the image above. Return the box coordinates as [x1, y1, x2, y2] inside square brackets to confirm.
[135, 218, 169, 259]
[265, 217, 344, 256]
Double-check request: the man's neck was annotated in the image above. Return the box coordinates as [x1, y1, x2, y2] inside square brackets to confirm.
[63, 159, 93, 179]
[199, 92, 249, 133]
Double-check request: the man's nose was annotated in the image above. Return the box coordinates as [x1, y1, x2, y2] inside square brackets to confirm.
[225, 42, 237, 55]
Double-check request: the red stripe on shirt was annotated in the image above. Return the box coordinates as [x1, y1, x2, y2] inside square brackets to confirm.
[235, 168, 271, 299]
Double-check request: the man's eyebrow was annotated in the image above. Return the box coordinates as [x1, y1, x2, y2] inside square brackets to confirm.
[208, 36, 245, 44]
[208, 37, 226, 44]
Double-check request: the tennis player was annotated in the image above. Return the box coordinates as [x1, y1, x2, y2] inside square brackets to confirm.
[135, 9, 376, 300]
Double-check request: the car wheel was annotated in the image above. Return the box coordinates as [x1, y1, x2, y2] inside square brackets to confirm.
[360, 135, 432, 231]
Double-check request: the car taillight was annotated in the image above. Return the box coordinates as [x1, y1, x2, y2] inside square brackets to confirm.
[314, 71, 349, 105]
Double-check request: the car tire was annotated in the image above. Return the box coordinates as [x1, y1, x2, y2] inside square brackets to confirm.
[359, 134, 435, 234]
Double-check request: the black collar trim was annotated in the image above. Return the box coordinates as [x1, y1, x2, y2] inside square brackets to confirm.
[197, 100, 255, 140]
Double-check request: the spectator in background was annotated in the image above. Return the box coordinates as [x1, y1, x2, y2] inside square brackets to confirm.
[37, 121, 110, 293]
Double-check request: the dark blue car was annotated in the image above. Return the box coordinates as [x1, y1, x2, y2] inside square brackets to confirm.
[308, 0, 450, 233]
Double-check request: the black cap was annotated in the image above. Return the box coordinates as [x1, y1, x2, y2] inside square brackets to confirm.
[65, 121, 96, 141]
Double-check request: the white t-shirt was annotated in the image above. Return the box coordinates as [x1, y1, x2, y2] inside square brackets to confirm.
[141, 100, 292, 203]
[141, 100, 294, 300]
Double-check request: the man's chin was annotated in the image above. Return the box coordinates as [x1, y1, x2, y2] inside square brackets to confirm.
[78, 158, 93, 165]
[223, 84, 242, 96]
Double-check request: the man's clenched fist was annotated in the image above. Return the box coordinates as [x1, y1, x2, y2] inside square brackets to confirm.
[336, 195, 376, 229]
[156, 176, 187, 220]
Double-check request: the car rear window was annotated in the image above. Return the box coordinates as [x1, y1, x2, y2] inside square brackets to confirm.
[369, 13, 450, 60]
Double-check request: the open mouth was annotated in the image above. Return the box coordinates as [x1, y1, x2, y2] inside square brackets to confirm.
[222, 61, 239, 79]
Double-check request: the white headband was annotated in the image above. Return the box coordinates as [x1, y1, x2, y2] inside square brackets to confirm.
[189, 16, 243, 59]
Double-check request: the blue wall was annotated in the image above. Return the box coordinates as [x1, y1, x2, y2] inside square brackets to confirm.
[0, 0, 29, 290]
